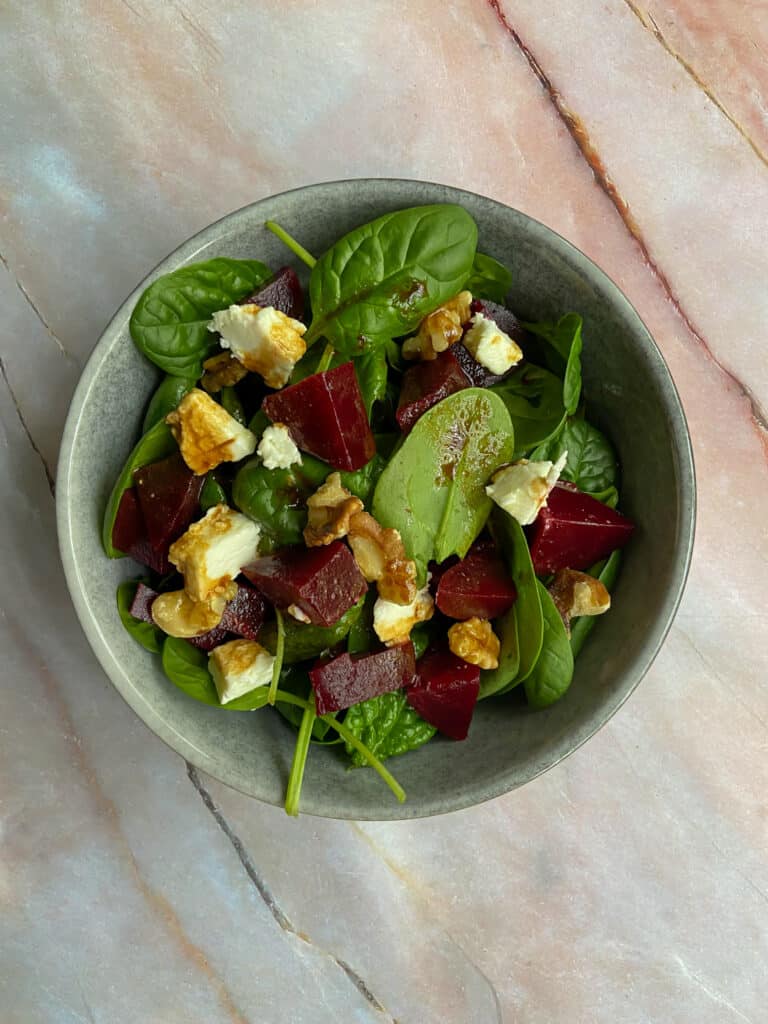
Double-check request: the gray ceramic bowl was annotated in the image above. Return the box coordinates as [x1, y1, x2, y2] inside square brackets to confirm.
[57, 179, 695, 819]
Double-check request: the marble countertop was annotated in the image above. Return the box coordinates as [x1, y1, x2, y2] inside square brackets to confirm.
[2, 2, 766, 1021]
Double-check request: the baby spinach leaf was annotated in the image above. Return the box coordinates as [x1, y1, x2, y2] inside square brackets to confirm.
[525, 314, 583, 414]
[259, 597, 365, 664]
[524, 582, 574, 709]
[200, 474, 227, 512]
[343, 690, 436, 766]
[274, 665, 334, 741]
[339, 453, 387, 505]
[306, 205, 478, 355]
[102, 420, 178, 558]
[490, 510, 543, 690]
[116, 580, 164, 654]
[372, 389, 515, 580]
[465, 252, 512, 303]
[570, 551, 622, 658]
[130, 258, 272, 377]
[142, 374, 196, 433]
[532, 416, 618, 494]
[479, 606, 519, 699]
[490, 362, 566, 458]
[161, 637, 271, 710]
[232, 456, 324, 550]
[355, 348, 389, 418]
[220, 386, 246, 424]
[347, 591, 376, 655]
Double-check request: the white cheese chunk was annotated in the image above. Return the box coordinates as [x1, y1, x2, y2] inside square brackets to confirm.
[169, 504, 261, 602]
[463, 313, 523, 375]
[257, 423, 302, 470]
[209, 639, 275, 704]
[485, 452, 568, 525]
[166, 388, 257, 475]
[373, 585, 434, 646]
[209, 303, 306, 388]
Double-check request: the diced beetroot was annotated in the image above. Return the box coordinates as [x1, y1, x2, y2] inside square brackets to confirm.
[470, 299, 529, 348]
[242, 541, 367, 627]
[112, 489, 172, 574]
[406, 651, 480, 740]
[451, 342, 506, 387]
[396, 348, 470, 432]
[129, 582, 158, 623]
[262, 362, 375, 471]
[310, 642, 416, 716]
[436, 550, 517, 620]
[219, 582, 266, 640]
[187, 625, 232, 652]
[133, 453, 204, 553]
[241, 266, 304, 321]
[528, 483, 635, 574]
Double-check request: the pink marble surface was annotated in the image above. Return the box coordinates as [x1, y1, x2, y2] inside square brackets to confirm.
[1, 2, 766, 1021]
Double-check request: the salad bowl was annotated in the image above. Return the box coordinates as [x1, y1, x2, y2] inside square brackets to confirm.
[57, 179, 695, 819]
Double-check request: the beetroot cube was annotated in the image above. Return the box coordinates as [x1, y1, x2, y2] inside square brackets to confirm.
[187, 624, 232, 652]
[451, 342, 506, 387]
[396, 349, 470, 432]
[129, 582, 158, 623]
[243, 541, 367, 627]
[436, 550, 517, 620]
[219, 582, 266, 640]
[241, 266, 304, 321]
[262, 362, 375, 471]
[406, 651, 480, 740]
[470, 299, 529, 348]
[528, 483, 635, 574]
[133, 452, 204, 553]
[310, 642, 416, 716]
[112, 489, 172, 574]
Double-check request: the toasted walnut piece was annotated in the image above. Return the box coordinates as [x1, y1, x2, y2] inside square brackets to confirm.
[448, 617, 500, 670]
[303, 473, 364, 547]
[401, 290, 473, 361]
[151, 587, 233, 638]
[348, 511, 418, 606]
[201, 351, 249, 393]
[548, 569, 611, 633]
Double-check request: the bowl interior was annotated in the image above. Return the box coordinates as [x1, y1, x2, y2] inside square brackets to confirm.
[57, 180, 695, 819]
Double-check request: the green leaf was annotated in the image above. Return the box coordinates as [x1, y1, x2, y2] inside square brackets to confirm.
[465, 251, 512, 303]
[142, 374, 196, 433]
[343, 690, 436, 766]
[102, 420, 178, 557]
[524, 582, 575, 709]
[130, 258, 272, 377]
[232, 456, 324, 550]
[355, 348, 389, 418]
[307, 205, 478, 355]
[524, 314, 583, 415]
[199, 474, 227, 512]
[116, 580, 164, 653]
[284, 692, 317, 816]
[372, 389, 515, 581]
[339, 453, 387, 505]
[490, 362, 566, 458]
[570, 551, 622, 657]
[259, 597, 366, 664]
[220, 386, 246, 425]
[346, 590, 376, 655]
[161, 637, 271, 710]
[479, 605, 519, 699]
[532, 417, 618, 494]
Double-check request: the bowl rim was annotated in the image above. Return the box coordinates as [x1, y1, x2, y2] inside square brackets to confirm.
[56, 177, 696, 818]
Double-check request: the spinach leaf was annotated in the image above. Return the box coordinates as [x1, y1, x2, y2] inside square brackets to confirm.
[306, 205, 478, 355]
[524, 582, 574, 709]
[531, 416, 618, 494]
[479, 605, 519, 699]
[102, 420, 178, 558]
[220, 386, 246, 425]
[490, 509, 543, 690]
[340, 453, 387, 505]
[116, 579, 164, 654]
[161, 637, 270, 710]
[199, 474, 227, 512]
[343, 690, 436, 766]
[465, 252, 512, 303]
[259, 597, 365, 664]
[130, 258, 272, 377]
[372, 389, 515, 581]
[490, 362, 566, 458]
[525, 314, 583, 414]
[347, 591, 376, 655]
[570, 551, 622, 658]
[355, 348, 389, 418]
[142, 374, 196, 433]
[274, 664, 334, 741]
[232, 456, 324, 550]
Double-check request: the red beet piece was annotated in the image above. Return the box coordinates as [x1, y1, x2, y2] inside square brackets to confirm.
[112, 489, 172, 574]
[243, 541, 367, 627]
[310, 642, 416, 716]
[406, 651, 480, 740]
[262, 362, 375, 471]
[396, 348, 470, 432]
[187, 624, 232, 652]
[436, 550, 517, 620]
[528, 483, 635, 574]
[241, 266, 304, 321]
[451, 341, 506, 387]
[470, 299, 529, 348]
[133, 453, 204, 553]
[129, 582, 158, 623]
[219, 582, 266, 640]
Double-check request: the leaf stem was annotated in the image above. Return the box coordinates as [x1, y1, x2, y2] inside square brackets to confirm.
[319, 715, 406, 803]
[315, 342, 335, 374]
[268, 608, 285, 705]
[265, 221, 316, 269]
[285, 693, 316, 816]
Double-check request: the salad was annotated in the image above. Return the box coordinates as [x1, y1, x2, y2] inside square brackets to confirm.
[104, 204, 634, 814]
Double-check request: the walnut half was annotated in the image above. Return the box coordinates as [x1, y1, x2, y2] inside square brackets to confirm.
[200, 351, 249, 393]
[303, 473, 364, 547]
[347, 511, 417, 605]
[448, 617, 500, 670]
[401, 290, 473, 361]
[548, 569, 611, 633]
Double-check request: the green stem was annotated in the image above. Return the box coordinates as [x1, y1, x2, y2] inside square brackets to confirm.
[268, 608, 285, 706]
[285, 693, 316, 816]
[265, 221, 316, 269]
[315, 342, 335, 374]
[319, 715, 406, 803]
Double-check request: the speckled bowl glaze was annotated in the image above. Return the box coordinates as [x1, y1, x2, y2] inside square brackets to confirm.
[57, 180, 695, 819]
